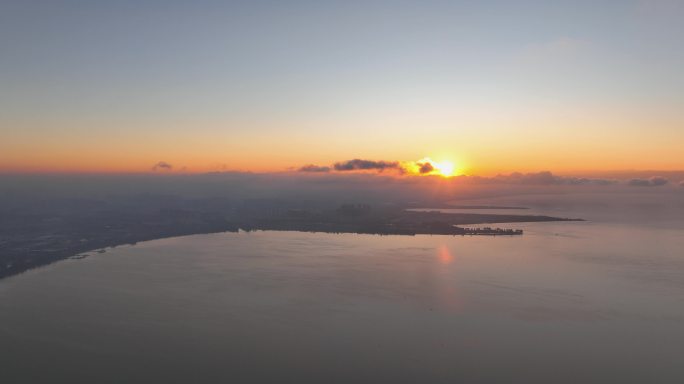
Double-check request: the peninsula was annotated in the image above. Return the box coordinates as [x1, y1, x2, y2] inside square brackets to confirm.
[0, 196, 581, 280]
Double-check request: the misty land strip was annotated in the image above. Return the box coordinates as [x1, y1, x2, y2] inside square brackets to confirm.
[0, 196, 580, 280]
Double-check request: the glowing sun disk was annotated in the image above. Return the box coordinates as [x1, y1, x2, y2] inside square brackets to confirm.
[433, 161, 455, 177]
[413, 157, 457, 177]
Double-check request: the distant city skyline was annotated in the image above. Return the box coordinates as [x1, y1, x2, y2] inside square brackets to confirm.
[2, 1, 683, 174]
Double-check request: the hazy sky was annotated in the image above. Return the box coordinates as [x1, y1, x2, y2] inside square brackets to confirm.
[1, 0, 682, 174]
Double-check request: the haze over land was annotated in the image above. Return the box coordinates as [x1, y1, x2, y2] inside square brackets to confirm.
[2, 170, 683, 280]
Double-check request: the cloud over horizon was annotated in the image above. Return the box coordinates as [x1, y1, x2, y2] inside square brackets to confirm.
[627, 176, 669, 187]
[296, 158, 682, 189]
[299, 158, 432, 175]
[333, 159, 403, 173]
[152, 161, 173, 171]
[481, 171, 617, 186]
[418, 161, 434, 174]
[298, 159, 618, 185]
[298, 164, 331, 173]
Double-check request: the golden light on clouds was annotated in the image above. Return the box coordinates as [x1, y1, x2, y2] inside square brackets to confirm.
[403, 157, 459, 178]
[431, 160, 456, 177]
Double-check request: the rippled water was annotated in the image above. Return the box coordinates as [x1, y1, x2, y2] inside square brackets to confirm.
[1, 192, 683, 383]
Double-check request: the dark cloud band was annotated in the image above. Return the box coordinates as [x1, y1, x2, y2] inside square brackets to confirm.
[333, 159, 402, 172]
[628, 177, 668, 187]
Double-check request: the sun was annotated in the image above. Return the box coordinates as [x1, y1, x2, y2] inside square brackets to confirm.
[411, 157, 457, 177]
[432, 160, 455, 177]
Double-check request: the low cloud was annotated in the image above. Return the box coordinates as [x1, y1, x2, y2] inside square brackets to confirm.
[418, 162, 434, 174]
[680, 180, 684, 187]
[299, 158, 424, 175]
[333, 159, 402, 173]
[628, 176, 669, 187]
[297, 160, 621, 186]
[299, 164, 331, 173]
[497, 171, 559, 185]
[476, 171, 617, 186]
[152, 161, 173, 171]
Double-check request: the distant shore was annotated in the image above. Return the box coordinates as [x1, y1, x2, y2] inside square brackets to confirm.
[0, 198, 582, 280]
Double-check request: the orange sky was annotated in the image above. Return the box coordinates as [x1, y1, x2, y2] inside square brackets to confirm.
[2, 2, 683, 175]
[3, 107, 682, 176]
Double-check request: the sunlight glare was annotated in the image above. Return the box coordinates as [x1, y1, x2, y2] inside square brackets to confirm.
[432, 160, 455, 177]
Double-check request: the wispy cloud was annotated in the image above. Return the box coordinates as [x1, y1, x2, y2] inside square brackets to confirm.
[299, 164, 331, 173]
[152, 161, 173, 171]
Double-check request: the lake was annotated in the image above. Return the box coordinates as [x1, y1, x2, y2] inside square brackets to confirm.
[1, 192, 683, 383]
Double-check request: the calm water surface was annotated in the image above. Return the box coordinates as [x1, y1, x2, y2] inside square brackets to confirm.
[1, 193, 684, 383]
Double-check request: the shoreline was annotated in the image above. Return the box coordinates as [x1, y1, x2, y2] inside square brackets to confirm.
[0, 212, 582, 281]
